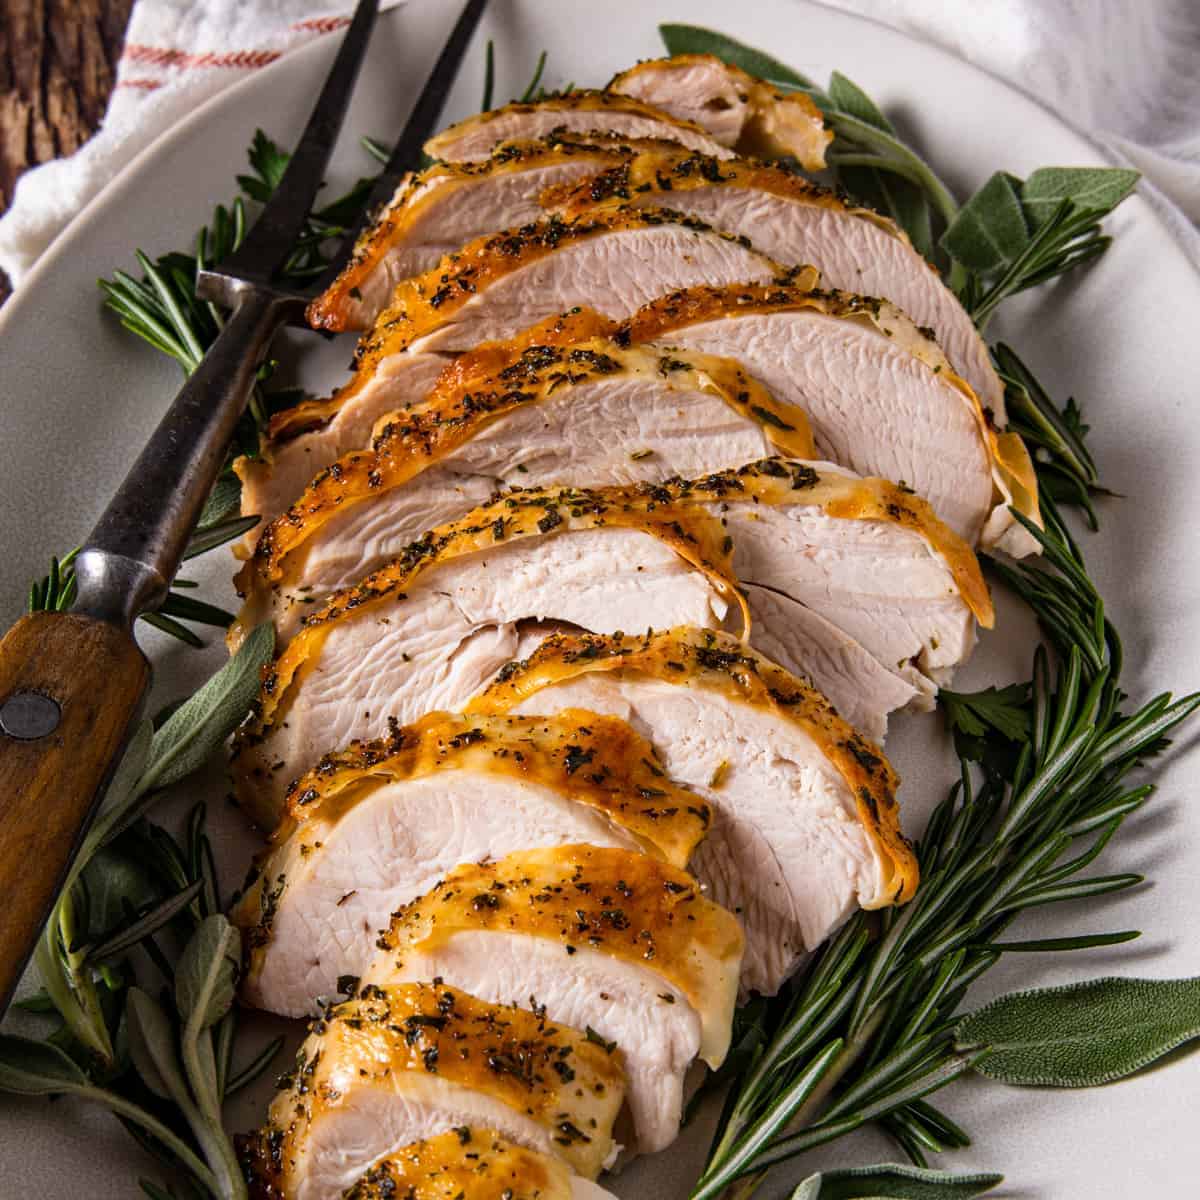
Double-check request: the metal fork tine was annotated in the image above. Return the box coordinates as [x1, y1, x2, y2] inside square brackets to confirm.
[315, 0, 490, 292]
[212, 0, 381, 286]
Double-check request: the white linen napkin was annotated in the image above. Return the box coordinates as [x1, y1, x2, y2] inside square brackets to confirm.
[1, 0, 1196, 287]
[0, 1, 367, 285]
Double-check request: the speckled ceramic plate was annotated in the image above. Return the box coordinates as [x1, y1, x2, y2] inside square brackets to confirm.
[1, 1, 1198, 1195]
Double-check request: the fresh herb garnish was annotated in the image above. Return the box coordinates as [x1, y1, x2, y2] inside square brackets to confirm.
[659, 24, 1137, 313]
[654, 28, 1196, 1200]
[689, 505, 1199, 1199]
[0, 627, 279, 1200]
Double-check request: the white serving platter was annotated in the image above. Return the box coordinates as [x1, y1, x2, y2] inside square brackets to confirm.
[0, 2, 1197, 1195]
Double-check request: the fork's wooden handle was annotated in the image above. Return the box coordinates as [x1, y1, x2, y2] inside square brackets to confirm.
[0, 611, 149, 1012]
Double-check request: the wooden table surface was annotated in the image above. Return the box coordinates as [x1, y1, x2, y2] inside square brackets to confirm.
[0, 0, 134, 302]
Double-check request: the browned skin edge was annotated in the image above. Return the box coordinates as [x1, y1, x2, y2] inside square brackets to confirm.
[239, 981, 626, 1193]
[239, 333, 814, 596]
[375, 844, 745, 1025]
[339, 1129, 569, 1200]
[469, 626, 918, 906]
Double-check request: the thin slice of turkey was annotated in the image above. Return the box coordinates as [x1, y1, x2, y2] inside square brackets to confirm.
[233, 712, 710, 1017]
[357, 207, 789, 358]
[238, 335, 815, 625]
[234, 351, 449, 554]
[608, 54, 830, 167]
[366, 845, 744, 1154]
[230, 486, 739, 828]
[239, 982, 626, 1200]
[424, 90, 734, 164]
[725, 480, 978, 693]
[341, 1130, 617, 1200]
[742, 583, 922, 740]
[235, 311, 606, 556]
[620, 283, 1041, 556]
[546, 146, 1006, 433]
[309, 140, 641, 332]
[468, 628, 915, 995]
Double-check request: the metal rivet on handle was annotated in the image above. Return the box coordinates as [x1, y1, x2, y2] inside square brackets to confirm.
[0, 691, 62, 740]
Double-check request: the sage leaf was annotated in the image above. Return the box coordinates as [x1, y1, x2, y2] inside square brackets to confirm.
[101, 720, 153, 819]
[196, 474, 242, 529]
[793, 1162, 1003, 1197]
[658, 23, 815, 89]
[940, 171, 1028, 272]
[827, 71, 893, 133]
[176, 915, 241, 1032]
[1021, 167, 1139, 228]
[143, 621, 274, 793]
[0, 1034, 88, 1094]
[126, 988, 186, 1102]
[956, 975, 1200, 1086]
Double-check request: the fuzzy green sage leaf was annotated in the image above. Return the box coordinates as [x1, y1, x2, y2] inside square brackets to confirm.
[126, 988, 185, 1102]
[793, 1162, 1003, 1198]
[1021, 167, 1139, 228]
[143, 620, 274, 794]
[956, 975, 1200, 1086]
[0, 1034, 88, 1094]
[175, 915, 241, 1033]
[939, 172, 1028, 273]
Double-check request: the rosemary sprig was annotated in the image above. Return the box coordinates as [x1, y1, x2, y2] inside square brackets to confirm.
[690, 501, 1199, 1199]
[994, 341, 1114, 529]
[27, 506, 257, 647]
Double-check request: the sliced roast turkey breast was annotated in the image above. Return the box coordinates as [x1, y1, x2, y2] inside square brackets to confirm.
[619, 283, 1041, 556]
[236, 310, 609, 554]
[546, 146, 1005, 428]
[469, 628, 916, 994]
[608, 54, 830, 167]
[712, 460, 992, 692]
[356, 208, 791, 358]
[742, 583, 923, 740]
[238, 982, 626, 1200]
[423, 90, 734, 164]
[341, 1130, 616, 1200]
[229, 484, 740, 826]
[310, 140, 640, 332]
[366, 844, 744, 1154]
[234, 351, 449, 555]
[238, 334, 815, 619]
[233, 711, 711, 1017]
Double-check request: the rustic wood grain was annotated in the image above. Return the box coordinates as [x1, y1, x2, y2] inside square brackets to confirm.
[0, 0, 133, 300]
[0, 610, 148, 1011]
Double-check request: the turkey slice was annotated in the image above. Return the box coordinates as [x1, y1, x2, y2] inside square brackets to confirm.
[237, 982, 626, 1200]
[469, 628, 916, 994]
[233, 711, 711, 1016]
[608, 54, 830, 166]
[237, 333, 814, 621]
[229, 484, 740, 826]
[364, 845, 744, 1153]
[341, 1129, 617, 1200]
